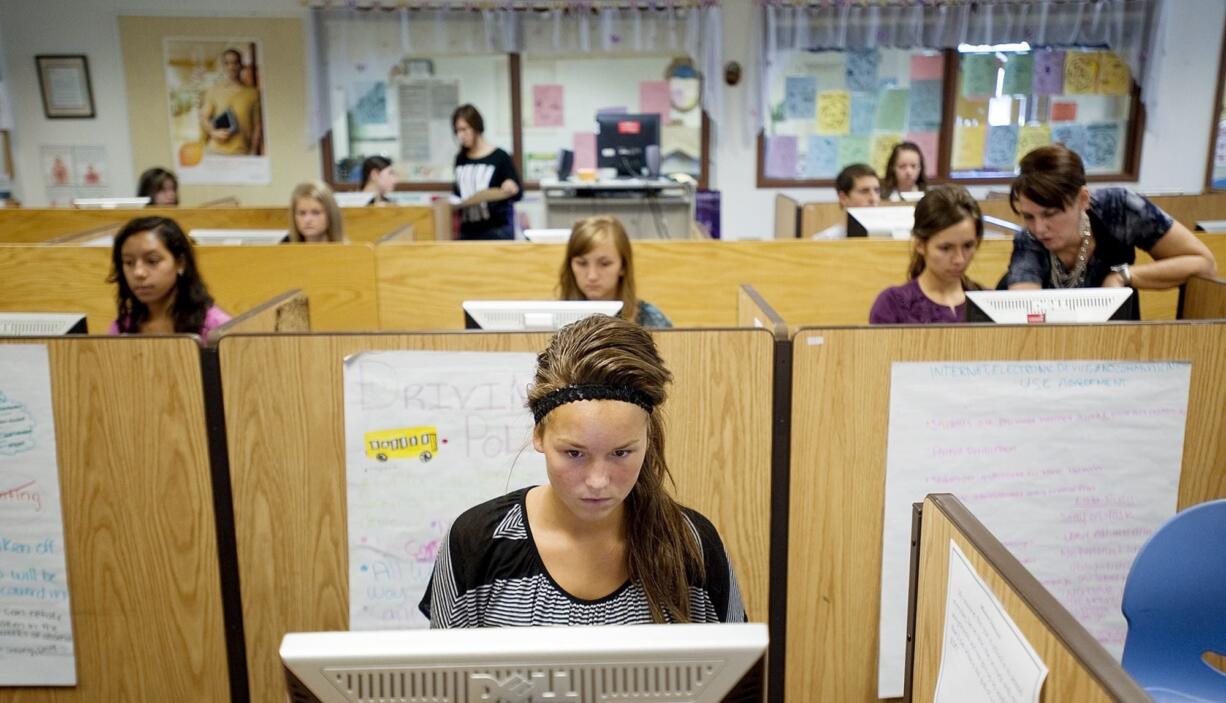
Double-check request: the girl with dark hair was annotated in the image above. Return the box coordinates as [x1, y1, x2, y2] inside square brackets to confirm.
[451, 103, 522, 240]
[107, 216, 230, 342]
[420, 314, 744, 627]
[360, 155, 396, 204]
[880, 141, 928, 201]
[869, 185, 984, 324]
[558, 215, 672, 328]
[1005, 144, 1216, 292]
[137, 167, 178, 206]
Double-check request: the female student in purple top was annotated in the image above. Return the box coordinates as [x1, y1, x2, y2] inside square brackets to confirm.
[869, 185, 984, 324]
[107, 216, 230, 343]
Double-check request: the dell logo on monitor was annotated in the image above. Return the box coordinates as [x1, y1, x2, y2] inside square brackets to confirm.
[469, 670, 579, 701]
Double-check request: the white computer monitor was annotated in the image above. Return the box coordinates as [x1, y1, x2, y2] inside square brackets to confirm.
[965, 288, 1136, 323]
[334, 192, 377, 208]
[280, 623, 767, 703]
[0, 312, 88, 335]
[72, 197, 150, 209]
[897, 190, 925, 202]
[187, 229, 289, 246]
[847, 205, 914, 239]
[522, 228, 573, 244]
[463, 300, 623, 331]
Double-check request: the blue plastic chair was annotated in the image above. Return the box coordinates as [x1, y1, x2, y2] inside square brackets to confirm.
[1121, 499, 1226, 702]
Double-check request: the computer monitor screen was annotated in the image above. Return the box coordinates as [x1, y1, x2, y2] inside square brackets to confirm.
[72, 197, 150, 209]
[0, 313, 88, 335]
[596, 113, 661, 177]
[463, 301, 623, 331]
[522, 228, 573, 244]
[846, 205, 914, 239]
[334, 192, 376, 208]
[187, 229, 289, 246]
[966, 288, 1137, 323]
[281, 623, 768, 703]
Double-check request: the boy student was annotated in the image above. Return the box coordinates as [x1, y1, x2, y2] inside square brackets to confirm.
[813, 163, 881, 239]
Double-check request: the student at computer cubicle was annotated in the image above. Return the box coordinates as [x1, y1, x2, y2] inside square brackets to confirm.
[136, 166, 179, 206]
[360, 156, 396, 205]
[107, 216, 231, 343]
[288, 181, 346, 242]
[880, 141, 928, 202]
[1004, 145, 1217, 296]
[869, 186, 984, 324]
[420, 315, 745, 627]
[558, 215, 673, 328]
[812, 163, 881, 240]
[452, 103, 522, 240]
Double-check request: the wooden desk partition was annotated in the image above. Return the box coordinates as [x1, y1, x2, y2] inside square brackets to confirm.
[909, 495, 1150, 702]
[210, 289, 310, 341]
[217, 329, 774, 703]
[1180, 276, 1226, 319]
[0, 336, 229, 702]
[786, 322, 1226, 703]
[775, 194, 800, 239]
[737, 284, 789, 340]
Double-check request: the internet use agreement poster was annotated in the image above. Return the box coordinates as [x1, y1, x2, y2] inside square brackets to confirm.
[343, 351, 547, 629]
[0, 345, 76, 685]
[877, 360, 1190, 697]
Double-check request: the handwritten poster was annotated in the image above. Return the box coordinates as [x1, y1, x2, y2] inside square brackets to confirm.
[344, 351, 548, 630]
[871, 133, 904, 176]
[961, 54, 998, 98]
[0, 345, 76, 685]
[1050, 101, 1078, 122]
[639, 80, 672, 122]
[784, 76, 818, 120]
[933, 541, 1048, 703]
[1032, 50, 1065, 95]
[765, 135, 799, 178]
[985, 125, 1020, 170]
[804, 136, 838, 179]
[1002, 54, 1034, 96]
[846, 50, 880, 92]
[876, 361, 1190, 697]
[875, 89, 909, 132]
[952, 125, 986, 171]
[1016, 124, 1052, 162]
[837, 135, 870, 167]
[908, 80, 943, 132]
[1064, 52, 1100, 95]
[1051, 123, 1088, 158]
[850, 93, 878, 135]
[532, 84, 563, 127]
[911, 54, 944, 81]
[816, 90, 851, 136]
[1097, 53, 1132, 95]
[1084, 122, 1122, 169]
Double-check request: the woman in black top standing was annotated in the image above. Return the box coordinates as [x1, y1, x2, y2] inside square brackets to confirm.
[451, 104, 521, 240]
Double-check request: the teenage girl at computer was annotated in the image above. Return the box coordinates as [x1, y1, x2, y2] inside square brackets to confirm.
[1003, 144, 1215, 291]
[557, 215, 672, 328]
[288, 181, 346, 242]
[420, 314, 745, 627]
[869, 185, 984, 324]
[880, 141, 928, 202]
[107, 216, 230, 343]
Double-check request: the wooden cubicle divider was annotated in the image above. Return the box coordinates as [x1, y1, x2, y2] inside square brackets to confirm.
[44, 222, 120, 246]
[0, 243, 378, 332]
[774, 194, 801, 239]
[737, 284, 789, 340]
[785, 322, 1226, 703]
[199, 196, 241, 207]
[908, 494, 1150, 702]
[210, 289, 310, 341]
[215, 328, 775, 703]
[1179, 275, 1226, 319]
[0, 336, 231, 702]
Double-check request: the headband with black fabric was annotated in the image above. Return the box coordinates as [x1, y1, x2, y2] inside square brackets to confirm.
[529, 384, 655, 424]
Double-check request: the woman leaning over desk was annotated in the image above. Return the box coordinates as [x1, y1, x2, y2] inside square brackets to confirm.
[1003, 144, 1216, 291]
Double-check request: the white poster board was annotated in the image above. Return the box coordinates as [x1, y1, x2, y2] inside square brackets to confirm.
[878, 360, 1190, 697]
[343, 351, 548, 630]
[0, 345, 76, 686]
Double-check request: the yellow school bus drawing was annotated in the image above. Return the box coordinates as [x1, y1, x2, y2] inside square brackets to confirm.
[364, 426, 439, 463]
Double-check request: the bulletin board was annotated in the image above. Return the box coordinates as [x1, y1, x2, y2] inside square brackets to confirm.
[760, 48, 946, 185]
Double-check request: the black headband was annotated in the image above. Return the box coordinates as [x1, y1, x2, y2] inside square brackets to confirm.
[530, 384, 655, 424]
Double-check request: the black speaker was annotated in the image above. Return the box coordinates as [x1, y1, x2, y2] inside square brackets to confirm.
[557, 149, 574, 180]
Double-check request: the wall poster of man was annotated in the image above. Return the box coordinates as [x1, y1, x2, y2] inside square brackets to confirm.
[164, 38, 269, 185]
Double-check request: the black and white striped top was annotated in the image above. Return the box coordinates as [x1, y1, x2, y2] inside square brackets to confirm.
[419, 487, 746, 628]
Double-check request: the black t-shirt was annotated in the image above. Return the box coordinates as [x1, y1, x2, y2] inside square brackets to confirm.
[453, 147, 522, 239]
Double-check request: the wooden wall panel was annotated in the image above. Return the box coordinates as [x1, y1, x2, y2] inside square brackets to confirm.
[1182, 276, 1226, 319]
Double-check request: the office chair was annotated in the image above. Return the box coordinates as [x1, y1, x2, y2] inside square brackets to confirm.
[1121, 499, 1226, 702]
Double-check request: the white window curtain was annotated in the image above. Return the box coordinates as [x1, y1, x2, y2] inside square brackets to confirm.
[749, 0, 1163, 139]
[305, 1, 724, 142]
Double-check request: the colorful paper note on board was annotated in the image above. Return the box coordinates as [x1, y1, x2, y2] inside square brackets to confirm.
[910, 54, 944, 81]
[1084, 122, 1122, 169]
[1032, 50, 1065, 95]
[817, 90, 851, 136]
[851, 93, 878, 135]
[908, 80, 942, 131]
[573, 132, 597, 170]
[985, 125, 1020, 170]
[960, 54, 998, 98]
[871, 133, 904, 176]
[1097, 52, 1132, 95]
[765, 135, 798, 178]
[1016, 124, 1052, 162]
[805, 136, 839, 179]
[532, 84, 563, 127]
[956, 96, 988, 123]
[953, 125, 986, 171]
[1051, 123, 1088, 157]
[1001, 54, 1034, 96]
[639, 80, 672, 121]
[846, 50, 880, 92]
[1064, 52, 1099, 95]
[1050, 101, 1078, 122]
[876, 89, 909, 132]
[905, 132, 939, 176]
[784, 75, 818, 120]
[838, 135, 871, 168]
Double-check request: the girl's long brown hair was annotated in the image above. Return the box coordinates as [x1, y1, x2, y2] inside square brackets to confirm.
[529, 314, 701, 622]
[907, 184, 984, 291]
[556, 215, 640, 323]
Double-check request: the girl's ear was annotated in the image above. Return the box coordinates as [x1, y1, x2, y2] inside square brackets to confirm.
[532, 426, 545, 453]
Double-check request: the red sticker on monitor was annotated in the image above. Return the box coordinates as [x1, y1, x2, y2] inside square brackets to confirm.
[617, 121, 641, 135]
[1026, 312, 1047, 324]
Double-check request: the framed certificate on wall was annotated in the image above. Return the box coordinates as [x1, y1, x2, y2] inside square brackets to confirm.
[36, 54, 95, 119]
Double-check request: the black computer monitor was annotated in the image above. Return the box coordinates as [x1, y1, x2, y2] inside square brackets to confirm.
[596, 113, 660, 177]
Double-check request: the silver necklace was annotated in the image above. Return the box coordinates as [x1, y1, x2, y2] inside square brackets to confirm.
[1049, 212, 1092, 288]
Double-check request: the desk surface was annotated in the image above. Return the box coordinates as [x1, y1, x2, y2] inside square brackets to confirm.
[541, 178, 692, 191]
